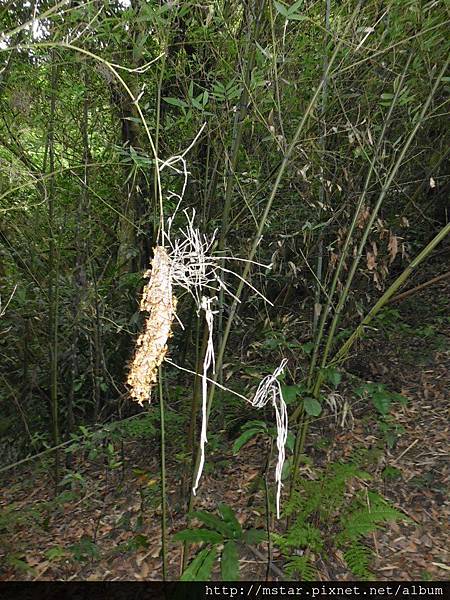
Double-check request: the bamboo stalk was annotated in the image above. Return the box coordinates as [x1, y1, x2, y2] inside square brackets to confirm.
[46, 49, 60, 488]
[159, 368, 168, 581]
[332, 222, 450, 365]
[388, 271, 450, 304]
[185, 2, 363, 519]
[315, 54, 450, 391]
[306, 52, 413, 390]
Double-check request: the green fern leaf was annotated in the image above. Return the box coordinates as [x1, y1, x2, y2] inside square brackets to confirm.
[284, 555, 316, 581]
[344, 542, 373, 580]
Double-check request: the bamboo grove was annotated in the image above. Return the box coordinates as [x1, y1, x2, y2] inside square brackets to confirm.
[0, 0, 449, 582]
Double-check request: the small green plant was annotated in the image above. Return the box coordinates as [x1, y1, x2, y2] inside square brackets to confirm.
[273, 462, 409, 580]
[44, 545, 66, 562]
[356, 382, 408, 449]
[6, 553, 35, 576]
[232, 419, 295, 488]
[174, 503, 265, 581]
[69, 536, 100, 563]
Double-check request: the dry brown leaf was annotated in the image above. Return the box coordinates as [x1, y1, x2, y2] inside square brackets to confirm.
[388, 232, 399, 264]
[367, 251, 376, 271]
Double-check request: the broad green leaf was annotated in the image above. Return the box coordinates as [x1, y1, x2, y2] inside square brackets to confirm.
[190, 511, 234, 537]
[181, 547, 217, 581]
[281, 455, 292, 480]
[221, 541, 239, 580]
[163, 96, 188, 108]
[286, 431, 295, 452]
[274, 1, 289, 17]
[326, 368, 342, 388]
[281, 385, 300, 405]
[232, 428, 261, 454]
[173, 528, 223, 544]
[301, 342, 314, 354]
[303, 397, 322, 417]
[218, 504, 242, 538]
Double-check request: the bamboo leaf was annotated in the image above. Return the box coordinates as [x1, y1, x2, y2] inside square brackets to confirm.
[274, 1, 289, 18]
[163, 96, 188, 108]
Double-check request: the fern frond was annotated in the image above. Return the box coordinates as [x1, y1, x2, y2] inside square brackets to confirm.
[271, 520, 323, 555]
[286, 519, 323, 552]
[344, 541, 373, 580]
[284, 555, 316, 581]
[284, 487, 306, 517]
[340, 491, 408, 541]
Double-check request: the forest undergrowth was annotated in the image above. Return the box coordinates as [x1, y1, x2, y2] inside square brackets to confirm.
[1, 266, 448, 581]
[0, 0, 449, 584]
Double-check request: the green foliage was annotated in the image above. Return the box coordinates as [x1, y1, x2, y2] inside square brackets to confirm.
[45, 546, 66, 561]
[343, 542, 373, 580]
[321, 367, 342, 388]
[232, 420, 268, 454]
[274, 462, 408, 580]
[303, 397, 322, 417]
[274, 0, 307, 21]
[5, 554, 35, 575]
[180, 547, 217, 581]
[173, 529, 223, 544]
[356, 382, 408, 417]
[284, 555, 316, 581]
[221, 541, 239, 581]
[175, 503, 264, 581]
[69, 536, 100, 562]
[339, 491, 408, 543]
[355, 383, 408, 448]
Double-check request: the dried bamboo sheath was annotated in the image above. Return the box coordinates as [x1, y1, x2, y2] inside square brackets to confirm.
[127, 246, 176, 404]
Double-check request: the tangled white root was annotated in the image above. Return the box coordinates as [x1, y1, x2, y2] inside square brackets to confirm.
[192, 296, 216, 496]
[251, 358, 288, 518]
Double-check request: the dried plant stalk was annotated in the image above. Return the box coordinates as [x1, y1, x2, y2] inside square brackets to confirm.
[127, 246, 176, 404]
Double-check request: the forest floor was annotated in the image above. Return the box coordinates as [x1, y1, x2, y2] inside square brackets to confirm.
[0, 273, 448, 582]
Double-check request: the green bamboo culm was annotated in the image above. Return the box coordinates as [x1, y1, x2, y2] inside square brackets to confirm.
[158, 367, 168, 580]
[314, 54, 450, 393]
[185, 1, 364, 528]
[332, 222, 450, 366]
[289, 52, 449, 496]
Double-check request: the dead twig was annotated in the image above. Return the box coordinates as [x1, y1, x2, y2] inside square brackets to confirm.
[388, 272, 450, 304]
